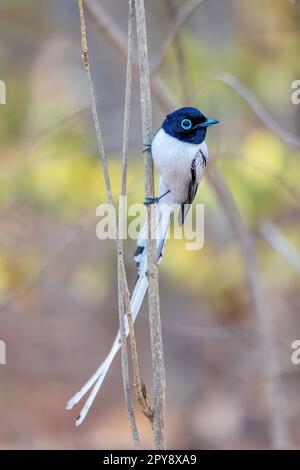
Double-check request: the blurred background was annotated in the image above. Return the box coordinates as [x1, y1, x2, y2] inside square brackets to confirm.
[0, 0, 300, 449]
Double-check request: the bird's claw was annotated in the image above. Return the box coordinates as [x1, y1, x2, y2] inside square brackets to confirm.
[144, 189, 171, 206]
[143, 143, 152, 153]
[144, 197, 159, 206]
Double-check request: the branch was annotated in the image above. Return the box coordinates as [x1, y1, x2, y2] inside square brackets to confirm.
[164, 0, 190, 104]
[134, 0, 166, 450]
[117, 258, 141, 449]
[151, 0, 205, 75]
[118, 0, 153, 434]
[77, 0, 141, 449]
[216, 73, 300, 150]
[78, 0, 113, 205]
[207, 167, 289, 449]
[84, 0, 174, 111]
[259, 220, 300, 277]
[117, 0, 143, 448]
[121, 261, 154, 422]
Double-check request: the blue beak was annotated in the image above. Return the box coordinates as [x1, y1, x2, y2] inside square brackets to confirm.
[192, 119, 219, 129]
[199, 119, 219, 128]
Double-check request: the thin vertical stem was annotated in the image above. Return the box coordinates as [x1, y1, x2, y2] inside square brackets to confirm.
[77, 0, 141, 448]
[117, 0, 142, 449]
[77, 0, 113, 206]
[120, 0, 134, 197]
[117, 258, 141, 449]
[134, 0, 166, 450]
[120, 0, 153, 427]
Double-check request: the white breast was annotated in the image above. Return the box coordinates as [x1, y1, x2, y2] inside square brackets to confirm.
[151, 128, 208, 204]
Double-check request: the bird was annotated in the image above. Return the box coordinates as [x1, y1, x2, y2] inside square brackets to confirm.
[66, 107, 219, 425]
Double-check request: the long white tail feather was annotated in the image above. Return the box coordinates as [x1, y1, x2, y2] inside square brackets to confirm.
[66, 276, 147, 416]
[66, 202, 175, 425]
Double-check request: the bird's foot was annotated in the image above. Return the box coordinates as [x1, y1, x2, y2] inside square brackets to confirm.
[143, 143, 152, 153]
[144, 196, 160, 206]
[143, 189, 170, 206]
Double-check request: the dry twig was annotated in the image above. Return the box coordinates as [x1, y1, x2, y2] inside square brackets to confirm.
[83, 0, 174, 111]
[164, 0, 190, 104]
[260, 220, 300, 277]
[208, 168, 289, 449]
[135, 0, 166, 450]
[77, 0, 141, 448]
[118, 0, 153, 430]
[217, 73, 300, 150]
[151, 0, 205, 75]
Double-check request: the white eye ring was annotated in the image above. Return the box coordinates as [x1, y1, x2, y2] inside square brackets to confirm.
[181, 118, 192, 130]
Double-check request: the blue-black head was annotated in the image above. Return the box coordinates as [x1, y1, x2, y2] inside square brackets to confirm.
[162, 107, 219, 144]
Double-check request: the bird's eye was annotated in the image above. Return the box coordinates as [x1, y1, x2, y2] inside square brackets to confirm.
[180, 118, 192, 130]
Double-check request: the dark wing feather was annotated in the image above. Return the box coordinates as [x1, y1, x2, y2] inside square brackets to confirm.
[178, 150, 206, 226]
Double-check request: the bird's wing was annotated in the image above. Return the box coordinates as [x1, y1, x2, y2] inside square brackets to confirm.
[178, 148, 207, 226]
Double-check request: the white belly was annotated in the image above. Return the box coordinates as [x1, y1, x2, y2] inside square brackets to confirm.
[151, 128, 208, 203]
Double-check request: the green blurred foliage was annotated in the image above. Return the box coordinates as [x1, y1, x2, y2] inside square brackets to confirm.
[0, 0, 300, 319]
